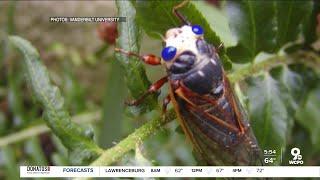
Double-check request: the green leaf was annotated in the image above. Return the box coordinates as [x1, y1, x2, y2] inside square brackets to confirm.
[226, 1, 313, 63]
[270, 64, 319, 111]
[270, 66, 304, 115]
[246, 73, 290, 165]
[246, 62, 319, 165]
[116, 0, 158, 114]
[194, 1, 236, 47]
[98, 60, 126, 148]
[52, 153, 69, 166]
[226, 1, 276, 63]
[267, 64, 315, 146]
[295, 85, 320, 151]
[9, 36, 102, 165]
[0, 36, 4, 66]
[134, 0, 179, 38]
[275, 1, 313, 50]
[6, 1, 16, 35]
[6, 39, 33, 126]
[134, 0, 232, 70]
[62, 61, 86, 113]
[8, 66, 28, 126]
[1, 1, 16, 66]
[303, 1, 320, 45]
[0, 112, 8, 134]
[2, 146, 19, 180]
[27, 137, 48, 165]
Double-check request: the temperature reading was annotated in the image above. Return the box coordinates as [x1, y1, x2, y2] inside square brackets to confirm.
[257, 168, 264, 173]
[264, 157, 276, 164]
[216, 168, 224, 173]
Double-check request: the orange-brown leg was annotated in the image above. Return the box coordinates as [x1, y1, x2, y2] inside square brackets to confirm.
[126, 76, 168, 106]
[162, 95, 171, 114]
[115, 48, 161, 65]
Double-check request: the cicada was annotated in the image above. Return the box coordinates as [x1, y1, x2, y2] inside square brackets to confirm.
[115, 1, 262, 165]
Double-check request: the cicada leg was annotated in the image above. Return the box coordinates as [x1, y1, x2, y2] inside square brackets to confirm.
[211, 43, 225, 54]
[173, 0, 191, 25]
[125, 76, 168, 106]
[217, 43, 224, 53]
[162, 95, 171, 114]
[115, 48, 167, 106]
[115, 48, 162, 65]
[160, 94, 171, 122]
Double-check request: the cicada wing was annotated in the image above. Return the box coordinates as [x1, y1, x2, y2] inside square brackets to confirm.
[169, 78, 262, 165]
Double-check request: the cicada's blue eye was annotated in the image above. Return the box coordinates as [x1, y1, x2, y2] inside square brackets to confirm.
[192, 25, 204, 35]
[161, 46, 177, 61]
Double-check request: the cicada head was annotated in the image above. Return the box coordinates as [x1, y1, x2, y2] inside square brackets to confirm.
[161, 25, 205, 74]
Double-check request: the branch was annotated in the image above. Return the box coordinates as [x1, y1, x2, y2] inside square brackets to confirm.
[228, 55, 288, 83]
[88, 52, 316, 167]
[90, 109, 176, 166]
[228, 51, 320, 82]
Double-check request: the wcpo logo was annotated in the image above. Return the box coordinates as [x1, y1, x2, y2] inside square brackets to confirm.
[289, 147, 303, 165]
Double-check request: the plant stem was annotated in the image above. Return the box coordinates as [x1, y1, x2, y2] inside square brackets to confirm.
[0, 111, 100, 147]
[228, 55, 288, 82]
[90, 109, 175, 166]
[229, 51, 320, 82]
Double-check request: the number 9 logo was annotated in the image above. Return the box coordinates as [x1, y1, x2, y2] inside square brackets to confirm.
[291, 147, 302, 160]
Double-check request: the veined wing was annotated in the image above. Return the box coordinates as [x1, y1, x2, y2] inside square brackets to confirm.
[169, 75, 262, 165]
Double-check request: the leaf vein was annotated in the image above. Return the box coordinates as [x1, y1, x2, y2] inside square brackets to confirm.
[247, 1, 256, 56]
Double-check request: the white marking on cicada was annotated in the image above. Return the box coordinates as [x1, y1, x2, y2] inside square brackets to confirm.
[197, 70, 205, 77]
[210, 58, 217, 65]
[218, 96, 228, 109]
[222, 102, 229, 109]
[217, 96, 229, 110]
[213, 84, 223, 94]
